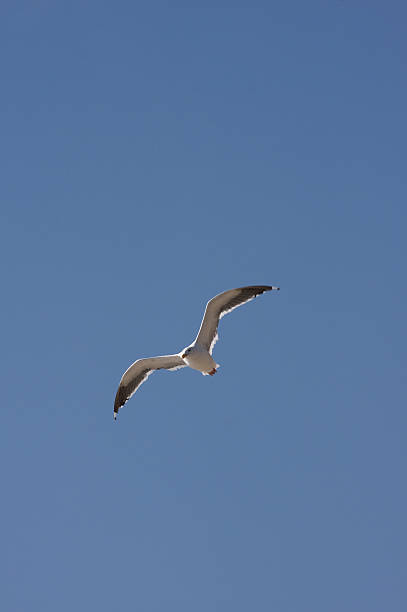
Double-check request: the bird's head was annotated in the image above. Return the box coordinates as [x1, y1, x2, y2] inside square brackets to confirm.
[181, 347, 193, 359]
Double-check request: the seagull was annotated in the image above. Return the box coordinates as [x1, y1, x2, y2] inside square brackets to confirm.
[113, 285, 280, 420]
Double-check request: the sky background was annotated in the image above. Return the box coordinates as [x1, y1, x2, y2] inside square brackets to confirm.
[1, 1, 406, 610]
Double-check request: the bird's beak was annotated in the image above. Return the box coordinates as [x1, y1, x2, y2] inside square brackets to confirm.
[182, 353, 187, 359]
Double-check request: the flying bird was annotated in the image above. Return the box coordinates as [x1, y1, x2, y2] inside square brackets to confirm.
[113, 285, 280, 420]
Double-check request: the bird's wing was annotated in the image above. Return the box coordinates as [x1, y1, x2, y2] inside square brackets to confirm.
[195, 285, 279, 354]
[114, 354, 186, 419]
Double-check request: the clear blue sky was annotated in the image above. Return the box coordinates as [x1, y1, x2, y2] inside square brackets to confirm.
[1, 2, 406, 610]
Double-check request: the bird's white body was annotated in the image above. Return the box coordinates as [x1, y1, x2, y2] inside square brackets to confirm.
[181, 343, 219, 375]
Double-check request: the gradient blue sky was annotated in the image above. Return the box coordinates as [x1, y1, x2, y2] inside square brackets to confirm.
[1, 2, 406, 610]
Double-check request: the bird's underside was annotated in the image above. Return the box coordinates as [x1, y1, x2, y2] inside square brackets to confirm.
[113, 284, 279, 420]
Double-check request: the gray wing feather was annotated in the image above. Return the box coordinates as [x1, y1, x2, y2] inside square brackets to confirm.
[114, 355, 186, 419]
[195, 285, 279, 353]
